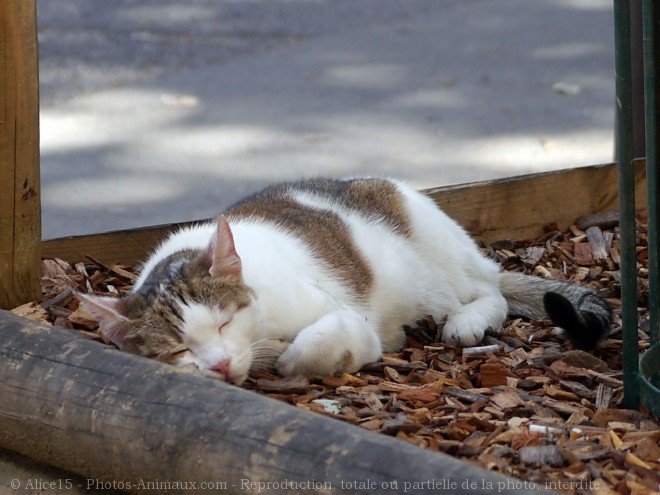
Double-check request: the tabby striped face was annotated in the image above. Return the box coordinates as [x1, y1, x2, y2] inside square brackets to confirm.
[78, 219, 265, 384]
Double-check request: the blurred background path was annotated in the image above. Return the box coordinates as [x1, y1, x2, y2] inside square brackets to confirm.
[39, 0, 614, 238]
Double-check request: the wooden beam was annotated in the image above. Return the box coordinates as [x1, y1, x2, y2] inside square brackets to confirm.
[42, 222, 191, 267]
[41, 162, 646, 266]
[0, 310, 547, 495]
[426, 161, 647, 243]
[0, 0, 41, 309]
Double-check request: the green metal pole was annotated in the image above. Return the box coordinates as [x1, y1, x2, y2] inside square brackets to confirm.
[643, 0, 660, 346]
[615, 0, 641, 410]
[632, 0, 647, 158]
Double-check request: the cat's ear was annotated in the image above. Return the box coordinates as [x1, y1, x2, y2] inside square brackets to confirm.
[77, 293, 131, 349]
[207, 216, 242, 279]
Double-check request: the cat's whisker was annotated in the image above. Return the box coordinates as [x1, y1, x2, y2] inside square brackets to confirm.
[249, 348, 283, 361]
[249, 336, 286, 348]
[242, 337, 289, 372]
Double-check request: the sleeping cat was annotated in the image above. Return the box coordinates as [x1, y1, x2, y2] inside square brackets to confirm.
[79, 177, 612, 385]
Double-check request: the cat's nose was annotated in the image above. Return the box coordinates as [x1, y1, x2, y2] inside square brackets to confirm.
[211, 358, 232, 381]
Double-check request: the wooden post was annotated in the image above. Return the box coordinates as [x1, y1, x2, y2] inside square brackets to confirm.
[0, 0, 41, 309]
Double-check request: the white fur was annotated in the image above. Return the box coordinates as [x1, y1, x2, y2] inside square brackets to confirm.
[137, 179, 509, 383]
[175, 301, 260, 384]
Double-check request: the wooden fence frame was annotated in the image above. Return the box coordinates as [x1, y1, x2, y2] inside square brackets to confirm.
[0, 0, 41, 309]
[0, 2, 649, 493]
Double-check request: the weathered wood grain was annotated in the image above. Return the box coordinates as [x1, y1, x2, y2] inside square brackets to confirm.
[42, 222, 186, 267]
[42, 162, 647, 266]
[426, 161, 647, 243]
[0, 310, 545, 495]
[0, 0, 41, 309]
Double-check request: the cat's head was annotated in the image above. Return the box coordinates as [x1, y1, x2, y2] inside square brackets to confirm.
[78, 217, 272, 385]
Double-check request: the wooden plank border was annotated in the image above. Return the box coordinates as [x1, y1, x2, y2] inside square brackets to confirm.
[42, 162, 647, 266]
[426, 161, 647, 243]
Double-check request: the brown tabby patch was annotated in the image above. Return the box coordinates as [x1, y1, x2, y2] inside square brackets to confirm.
[225, 178, 410, 301]
[342, 178, 412, 238]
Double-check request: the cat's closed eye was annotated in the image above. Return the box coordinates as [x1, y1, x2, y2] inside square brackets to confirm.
[218, 319, 232, 333]
[170, 348, 191, 357]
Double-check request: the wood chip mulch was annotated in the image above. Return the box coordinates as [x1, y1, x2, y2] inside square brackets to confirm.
[10, 211, 660, 495]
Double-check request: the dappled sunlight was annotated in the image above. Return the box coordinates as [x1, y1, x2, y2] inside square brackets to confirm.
[40, 77, 615, 210]
[41, 88, 200, 154]
[86, 113, 614, 185]
[42, 175, 186, 209]
[117, 5, 216, 26]
[156, 125, 294, 162]
[322, 63, 410, 90]
[423, 130, 614, 174]
[391, 88, 467, 110]
[38, 0, 615, 238]
[533, 42, 606, 60]
[554, 0, 611, 10]
[41, 112, 105, 152]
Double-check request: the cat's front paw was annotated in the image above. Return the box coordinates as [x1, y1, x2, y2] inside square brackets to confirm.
[275, 342, 357, 377]
[442, 312, 489, 347]
[248, 338, 291, 372]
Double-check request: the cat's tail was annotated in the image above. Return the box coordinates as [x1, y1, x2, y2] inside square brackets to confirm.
[498, 272, 613, 350]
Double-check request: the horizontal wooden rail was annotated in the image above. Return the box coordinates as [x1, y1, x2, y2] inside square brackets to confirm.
[426, 160, 646, 243]
[42, 162, 647, 266]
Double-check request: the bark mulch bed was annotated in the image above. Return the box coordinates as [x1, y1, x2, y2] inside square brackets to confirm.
[11, 211, 660, 495]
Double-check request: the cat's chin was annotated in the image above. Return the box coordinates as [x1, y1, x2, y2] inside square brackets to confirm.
[203, 369, 246, 385]
[175, 361, 247, 385]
